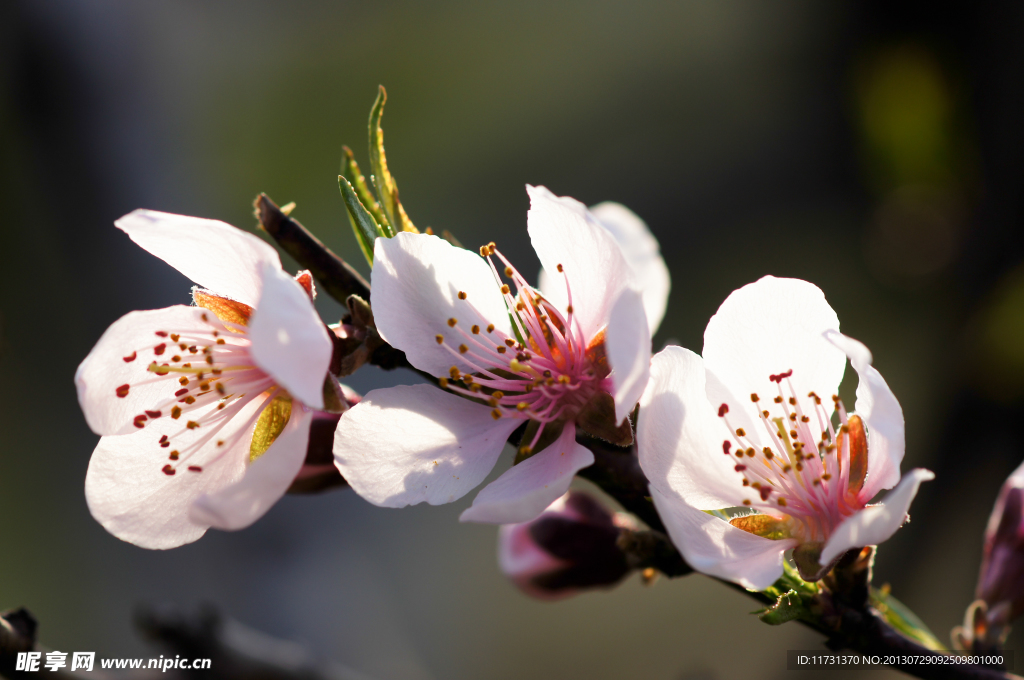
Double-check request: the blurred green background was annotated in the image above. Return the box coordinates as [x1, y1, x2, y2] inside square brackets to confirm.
[3, 1, 1024, 678]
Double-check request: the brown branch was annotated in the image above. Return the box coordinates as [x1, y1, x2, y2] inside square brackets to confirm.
[571, 436, 1018, 680]
[1, 606, 377, 680]
[254, 194, 369, 304]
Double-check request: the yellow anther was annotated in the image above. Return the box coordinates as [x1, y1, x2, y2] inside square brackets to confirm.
[439, 378, 449, 388]
[556, 264, 563, 272]
[516, 402, 528, 411]
[458, 344, 468, 354]
[504, 266, 513, 277]
[491, 409, 502, 420]
[500, 284, 510, 295]
[458, 291, 467, 300]
[471, 325, 480, 334]
[447, 318, 457, 327]
[486, 324, 495, 333]
[436, 335, 444, 344]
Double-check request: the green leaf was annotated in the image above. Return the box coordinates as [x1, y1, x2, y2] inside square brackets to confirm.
[368, 85, 418, 234]
[250, 396, 292, 462]
[340, 145, 389, 230]
[870, 587, 945, 651]
[338, 175, 388, 266]
[757, 590, 810, 626]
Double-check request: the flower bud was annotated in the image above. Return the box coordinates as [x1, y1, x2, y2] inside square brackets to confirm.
[497, 491, 634, 600]
[977, 461, 1024, 621]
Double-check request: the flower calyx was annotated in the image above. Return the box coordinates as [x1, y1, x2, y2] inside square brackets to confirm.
[330, 294, 385, 377]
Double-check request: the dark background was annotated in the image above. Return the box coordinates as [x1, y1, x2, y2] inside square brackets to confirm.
[2, 2, 1024, 678]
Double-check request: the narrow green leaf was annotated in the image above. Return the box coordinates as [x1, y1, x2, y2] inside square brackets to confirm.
[757, 590, 809, 626]
[870, 587, 945, 651]
[341, 145, 389, 230]
[339, 175, 388, 266]
[368, 85, 418, 233]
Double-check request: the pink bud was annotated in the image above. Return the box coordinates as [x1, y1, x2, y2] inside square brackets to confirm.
[977, 461, 1024, 621]
[497, 491, 634, 600]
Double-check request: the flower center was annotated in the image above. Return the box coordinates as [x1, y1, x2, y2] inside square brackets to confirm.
[432, 242, 608, 453]
[116, 307, 278, 476]
[716, 369, 868, 543]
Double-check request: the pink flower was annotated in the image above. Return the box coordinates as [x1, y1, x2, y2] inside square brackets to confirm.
[334, 186, 668, 524]
[76, 210, 333, 548]
[498, 491, 634, 600]
[637, 276, 933, 589]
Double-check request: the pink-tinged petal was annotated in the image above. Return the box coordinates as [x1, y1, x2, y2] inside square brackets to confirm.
[824, 330, 905, 497]
[115, 210, 280, 307]
[539, 202, 670, 336]
[333, 384, 521, 507]
[605, 288, 652, 425]
[248, 262, 332, 409]
[820, 468, 934, 564]
[84, 397, 267, 549]
[651, 486, 796, 590]
[371, 233, 513, 378]
[75, 305, 210, 436]
[460, 423, 594, 524]
[190, 408, 311, 530]
[497, 521, 569, 600]
[526, 186, 633, 340]
[703, 276, 845, 424]
[589, 202, 670, 335]
[638, 346, 747, 509]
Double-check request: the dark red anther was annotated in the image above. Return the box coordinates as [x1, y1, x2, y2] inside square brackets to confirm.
[154, 343, 167, 355]
[735, 464, 746, 472]
[759, 487, 773, 501]
[162, 464, 175, 475]
[187, 465, 203, 473]
[718, 404, 729, 417]
[123, 351, 137, 362]
[115, 384, 130, 398]
[175, 388, 188, 397]
[155, 331, 168, 337]
[145, 410, 161, 418]
[723, 441, 732, 454]
[133, 414, 148, 428]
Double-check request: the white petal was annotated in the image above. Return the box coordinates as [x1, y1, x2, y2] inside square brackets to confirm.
[115, 209, 280, 307]
[526, 185, 634, 341]
[459, 423, 594, 524]
[539, 202, 670, 337]
[190, 408, 311, 530]
[651, 486, 796, 591]
[84, 397, 266, 549]
[589, 202, 670, 335]
[371, 233, 513, 378]
[703, 276, 845, 431]
[637, 346, 748, 509]
[820, 468, 934, 564]
[248, 262, 332, 409]
[824, 330, 905, 497]
[333, 385, 521, 507]
[605, 288, 652, 424]
[76, 305, 210, 436]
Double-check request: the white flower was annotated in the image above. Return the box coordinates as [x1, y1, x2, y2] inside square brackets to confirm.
[637, 276, 933, 589]
[333, 186, 669, 524]
[76, 210, 333, 548]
